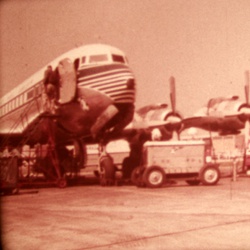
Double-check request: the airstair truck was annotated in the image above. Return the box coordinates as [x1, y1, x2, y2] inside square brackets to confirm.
[131, 140, 220, 188]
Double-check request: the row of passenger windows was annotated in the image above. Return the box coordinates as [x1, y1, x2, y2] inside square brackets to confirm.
[0, 83, 43, 117]
[0, 53, 127, 117]
[81, 54, 126, 65]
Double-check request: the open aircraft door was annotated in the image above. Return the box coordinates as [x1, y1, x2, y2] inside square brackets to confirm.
[58, 58, 77, 104]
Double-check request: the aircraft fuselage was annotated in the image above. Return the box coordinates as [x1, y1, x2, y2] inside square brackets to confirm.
[0, 44, 136, 146]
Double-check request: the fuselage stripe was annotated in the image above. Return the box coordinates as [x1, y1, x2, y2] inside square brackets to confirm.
[79, 78, 127, 89]
[78, 75, 133, 88]
[78, 63, 135, 103]
[78, 68, 131, 81]
[78, 72, 133, 84]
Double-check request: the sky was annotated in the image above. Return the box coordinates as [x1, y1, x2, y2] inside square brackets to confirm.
[1, 0, 250, 117]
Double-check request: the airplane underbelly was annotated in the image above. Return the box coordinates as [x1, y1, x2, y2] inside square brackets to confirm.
[56, 87, 113, 136]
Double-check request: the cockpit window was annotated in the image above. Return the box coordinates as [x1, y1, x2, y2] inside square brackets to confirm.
[89, 54, 108, 63]
[112, 54, 125, 63]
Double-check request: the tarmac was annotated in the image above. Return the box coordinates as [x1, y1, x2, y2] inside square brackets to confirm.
[1, 176, 250, 250]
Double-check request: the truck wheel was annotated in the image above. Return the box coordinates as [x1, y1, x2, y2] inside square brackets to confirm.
[143, 166, 166, 188]
[200, 165, 220, 185]
[186, 180, 200, 186]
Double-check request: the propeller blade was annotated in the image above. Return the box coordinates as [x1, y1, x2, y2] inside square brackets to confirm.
[169, 76, 176, 113]
[245, 70, 250, 104]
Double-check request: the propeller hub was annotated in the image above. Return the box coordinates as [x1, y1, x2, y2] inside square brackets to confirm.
[164, 112, 183, 132]
[238, 104, 250, 122]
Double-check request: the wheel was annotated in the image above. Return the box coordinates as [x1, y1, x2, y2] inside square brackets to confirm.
[200, 165, 220, 185]
[143, 166, 166, 188]
[57, 178, 67, 188]
[186, 180, 200, 186]
[99, 154, 115, 186]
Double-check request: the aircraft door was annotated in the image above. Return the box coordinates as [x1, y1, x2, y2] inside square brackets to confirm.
[58, 58, 77, 104]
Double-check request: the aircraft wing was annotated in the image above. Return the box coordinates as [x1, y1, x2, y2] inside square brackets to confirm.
[125, 119, 179, 130]
[225, 108, 250, 122]
[118, 114, 181, 141]
[182, 115, 244, 135]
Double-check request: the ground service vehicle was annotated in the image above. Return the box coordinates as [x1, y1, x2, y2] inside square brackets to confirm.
[132, 140, 220, 188]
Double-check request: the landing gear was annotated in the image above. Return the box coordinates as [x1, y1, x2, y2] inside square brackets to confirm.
[98, 145, 116, 186]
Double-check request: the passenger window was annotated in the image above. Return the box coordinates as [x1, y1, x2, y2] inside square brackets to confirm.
[112, 54, 125, 63]
[89, 54, 108, 63]
[20, 95, 23, 105]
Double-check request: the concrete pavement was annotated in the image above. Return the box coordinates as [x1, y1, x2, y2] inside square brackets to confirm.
[1, 176, 250, 250]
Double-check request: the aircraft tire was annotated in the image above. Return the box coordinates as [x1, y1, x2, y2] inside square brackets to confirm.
[200, 165, 220, 185]
[57, 178, 67, 188]
[142, 166, 166, 188]
[99, 154, 115, 186]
